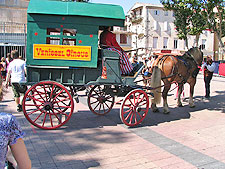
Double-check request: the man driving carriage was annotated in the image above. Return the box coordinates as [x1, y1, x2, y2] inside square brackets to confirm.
[100, 26, 134, 75]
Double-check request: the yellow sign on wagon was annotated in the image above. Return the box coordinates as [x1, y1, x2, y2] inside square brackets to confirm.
[33, 44, 91, 61]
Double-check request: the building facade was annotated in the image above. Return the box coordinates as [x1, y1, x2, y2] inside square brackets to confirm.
[0, 0, 29, 24]
[126, 3, 215, 57]
[0, 0, 29, 58]
[113, 26, 132, 51]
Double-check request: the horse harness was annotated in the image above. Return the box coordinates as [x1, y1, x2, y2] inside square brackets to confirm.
[158, 52, 200, 85]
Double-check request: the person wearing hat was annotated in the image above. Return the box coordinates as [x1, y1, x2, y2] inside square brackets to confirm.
[201, 55, 216, 98]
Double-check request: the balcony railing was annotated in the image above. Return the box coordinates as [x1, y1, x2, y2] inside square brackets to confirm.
[131, 17, 143, 24]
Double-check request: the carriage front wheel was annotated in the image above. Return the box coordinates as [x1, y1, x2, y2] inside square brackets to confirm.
[120, 89, 149, 126]
[87, 85, 115, 115]
[22, 81, 74, 130]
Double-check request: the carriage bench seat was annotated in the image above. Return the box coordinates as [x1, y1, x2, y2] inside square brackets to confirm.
[121, 62, 144, 86]
[122, 62, 144, 78]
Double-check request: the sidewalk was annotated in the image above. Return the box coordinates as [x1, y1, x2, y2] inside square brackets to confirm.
[1, 74, 225, 169]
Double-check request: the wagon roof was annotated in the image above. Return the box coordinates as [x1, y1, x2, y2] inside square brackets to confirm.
[27, 0, 125, 20]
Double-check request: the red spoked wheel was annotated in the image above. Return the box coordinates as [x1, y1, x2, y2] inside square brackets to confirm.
[87, 85, 115, 115]
[120, 89, 149, 126]
[22, 81, 74, 130]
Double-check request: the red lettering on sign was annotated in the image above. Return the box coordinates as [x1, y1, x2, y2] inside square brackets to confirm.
[36, 48, 41, 55]
[66, 49, 70, 56]
[77, 52, 80, 57]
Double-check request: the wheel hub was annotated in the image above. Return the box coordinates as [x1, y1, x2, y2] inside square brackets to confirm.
[44, 102, 53, 111]
[98, 97, 106, 103]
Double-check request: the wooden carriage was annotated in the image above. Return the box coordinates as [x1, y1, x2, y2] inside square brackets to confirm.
[23, 0, 150, 129]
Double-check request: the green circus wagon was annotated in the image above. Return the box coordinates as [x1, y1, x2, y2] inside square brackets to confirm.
[23, 0, 149, 129]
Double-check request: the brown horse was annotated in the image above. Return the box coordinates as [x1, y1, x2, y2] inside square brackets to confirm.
[150, 47, 203, 113]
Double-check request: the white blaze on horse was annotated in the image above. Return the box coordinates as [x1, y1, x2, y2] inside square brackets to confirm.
[150, 47, 203, 114]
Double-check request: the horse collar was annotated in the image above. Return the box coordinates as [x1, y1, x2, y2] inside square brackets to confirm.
[186, 51, 198, 66]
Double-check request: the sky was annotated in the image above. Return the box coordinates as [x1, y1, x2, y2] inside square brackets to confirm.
[90, 0, 161, 13]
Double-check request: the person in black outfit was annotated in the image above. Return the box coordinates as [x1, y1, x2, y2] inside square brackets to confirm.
[201, 55, 216, 98]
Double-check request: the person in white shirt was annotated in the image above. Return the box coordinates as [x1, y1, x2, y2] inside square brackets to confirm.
[201, 55, 216, 98]
[6, 50, 27, 112]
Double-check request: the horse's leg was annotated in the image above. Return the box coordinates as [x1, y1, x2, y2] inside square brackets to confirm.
[151, 102, 159, 112]
[189, 80, 196, 108]
[162, 83, 171, 114]
[177, 84, 183, 107]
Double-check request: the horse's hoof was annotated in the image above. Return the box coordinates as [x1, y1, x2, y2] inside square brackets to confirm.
[163, 110, 170, 114]
[152, 108, 159, 113]
[189, 104, 195, 108]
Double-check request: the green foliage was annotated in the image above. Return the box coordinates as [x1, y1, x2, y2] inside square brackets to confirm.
[161, 0, 225, 47]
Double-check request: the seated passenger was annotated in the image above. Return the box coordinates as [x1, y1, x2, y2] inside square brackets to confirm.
[100, 26, 133, 75]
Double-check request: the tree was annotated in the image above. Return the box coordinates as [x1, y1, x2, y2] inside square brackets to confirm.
[201, 0, 225, 48]
[161, 0, 225, 49]
[161, 0, 207, 49]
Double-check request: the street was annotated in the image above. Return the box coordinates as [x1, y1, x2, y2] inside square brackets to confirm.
[1, 73, 225, 169]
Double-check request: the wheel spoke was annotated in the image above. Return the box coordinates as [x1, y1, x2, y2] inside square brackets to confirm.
[90, 100, 99, 105]
[124, 104, 132, 109]
[23, 81, 74, 129]
[103, 102, 110, 109]
[125, 110, 133, 120]
[54, 105, 71, 109]
[120, 89, 149, 127]
[128, 98, 135, 107]
[33, 111, 44, 122]
[49, 113, 54, 127]
[137, 96, 145, 104]
[49, 84, 55, 100]
[136, 93, 141, 103]
[27, 109, 40, 115]
[53, 108, 70, 117]
[51, 109, 62, 123]
[123, 107, 132, 114]
[54, 96, 70, 104]
[28, 96, 45, 104]
[42, 84, 48, 100]
[136, 110, 143, 118]
[93, 102, 100, 111]
[129, 112, 134, 124]
[25, 104, 42, 107]
[42, 112, 48, 127]
[33, 87, 46, 102]
[88, 85, 114, 116]
[133, 93, 136, 104]
[52, 89, 64, 101]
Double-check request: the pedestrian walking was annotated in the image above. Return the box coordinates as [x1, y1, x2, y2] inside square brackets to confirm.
[201, 55, 216, 99]
[5, 50, 27, 112]
[0, 57, 7, 81]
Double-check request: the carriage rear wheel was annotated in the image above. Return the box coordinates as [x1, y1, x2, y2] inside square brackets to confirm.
[87, 85, 115, 115]
[22, 81, 74, 130]
[120, 89, 149, 126]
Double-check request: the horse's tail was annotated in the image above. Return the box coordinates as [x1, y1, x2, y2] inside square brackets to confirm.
[150, 66, 161, 104]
